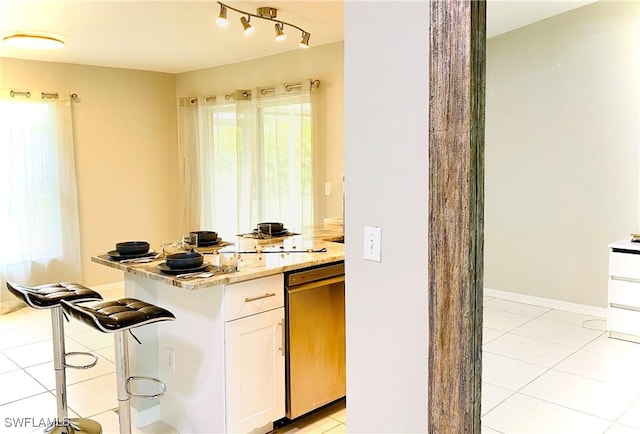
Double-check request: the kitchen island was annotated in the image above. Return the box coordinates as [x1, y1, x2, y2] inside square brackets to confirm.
[91, 228, 344, 434]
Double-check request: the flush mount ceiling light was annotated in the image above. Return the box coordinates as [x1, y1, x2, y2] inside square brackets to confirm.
[215, 1, 311, 48]
[2, 32, 65, 50]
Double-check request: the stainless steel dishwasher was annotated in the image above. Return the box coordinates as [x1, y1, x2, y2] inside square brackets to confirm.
[285, 261, 345, 419]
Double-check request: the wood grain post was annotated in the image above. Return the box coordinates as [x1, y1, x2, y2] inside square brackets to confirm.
[428, 1, 485, 433]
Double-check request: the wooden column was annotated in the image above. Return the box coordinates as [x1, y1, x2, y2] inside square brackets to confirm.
[428, 1, 485, 433]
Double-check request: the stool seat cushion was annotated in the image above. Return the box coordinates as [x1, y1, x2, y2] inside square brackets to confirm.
[6, 282, 103, 309]
[61, 298, 175, 333]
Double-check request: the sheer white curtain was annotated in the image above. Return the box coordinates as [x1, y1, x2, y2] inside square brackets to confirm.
[0, 92, 82, 313]
[250, 81, 314, 232]
[201, 97, 248, 237]
[179, 81, 314, 238]
[177, 97, 202, 234]
[178, 95, 244, 239]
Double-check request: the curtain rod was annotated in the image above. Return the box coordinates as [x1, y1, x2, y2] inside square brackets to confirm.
[259, 79, 321, 96]
[9, 89, 79, 100]
[200, 79, 320, 104]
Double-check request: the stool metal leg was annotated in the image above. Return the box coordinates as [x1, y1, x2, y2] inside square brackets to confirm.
[48, 307, 102, 434]
[51, 306, 69, 426]
[115, 330, 132, 434]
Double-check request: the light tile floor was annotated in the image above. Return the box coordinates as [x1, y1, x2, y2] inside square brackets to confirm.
[2, 290, 640, 433]
[482, 296, 640, 434]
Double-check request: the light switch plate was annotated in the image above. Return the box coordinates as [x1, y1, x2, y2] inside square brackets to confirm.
[363, 225, 381, 262]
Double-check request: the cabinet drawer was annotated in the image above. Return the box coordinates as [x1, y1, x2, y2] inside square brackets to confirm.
[610, 252, 640, 280]
[608, 306, 640, 337]
[225, 274, 284, 321]
[609, 278, 640, 307]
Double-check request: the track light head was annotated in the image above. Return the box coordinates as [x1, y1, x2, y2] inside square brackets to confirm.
[216, 4, 228, 27]
[299, 31, 310, 49]
[241, 16, 254, 36]
[275, 23, 286, 42]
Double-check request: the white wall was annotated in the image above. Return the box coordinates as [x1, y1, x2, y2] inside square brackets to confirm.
[175, 42, 344, 225]
[484, 0, 640, 308]
[344, 2, 429, 431]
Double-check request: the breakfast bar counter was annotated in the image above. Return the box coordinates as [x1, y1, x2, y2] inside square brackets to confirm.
[92, 227, 344, 290]
[91, 227, 344, 434]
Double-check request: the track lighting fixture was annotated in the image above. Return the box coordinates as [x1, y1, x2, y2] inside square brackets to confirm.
[216, 4, 228, 27]
[215, 1, 311, 48]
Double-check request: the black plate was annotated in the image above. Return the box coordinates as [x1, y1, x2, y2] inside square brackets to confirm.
[251, 229, 290, 236]
[198, 238, 222, 247]
[156, 262, 211, 275]
[108, 250, 155, 261]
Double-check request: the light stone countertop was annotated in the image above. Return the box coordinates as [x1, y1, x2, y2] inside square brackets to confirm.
[609, 237, 640, 252]
[92, 227, 345, 290]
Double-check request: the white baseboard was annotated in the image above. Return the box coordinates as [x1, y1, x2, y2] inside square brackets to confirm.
[484, 287, 607, 318]
[132, 404, 161, 428]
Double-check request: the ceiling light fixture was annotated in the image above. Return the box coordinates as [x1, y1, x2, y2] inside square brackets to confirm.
[216, 4, 228, 27]
[215, 1, 311, 48]
[2, 32, 65, 50]
[299, 32, 311, 49]
[240, 16, 254, 36]
[274, 23, 286, 42]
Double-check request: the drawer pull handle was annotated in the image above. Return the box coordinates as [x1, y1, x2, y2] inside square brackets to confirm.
[610, 302, 640, 312]
[245, 293, 276, 303]
[611, 276, 640, 284]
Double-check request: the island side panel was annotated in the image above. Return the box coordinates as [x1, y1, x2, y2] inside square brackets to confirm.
[124, 273, 161, 426]
[124, 272, 227, 433]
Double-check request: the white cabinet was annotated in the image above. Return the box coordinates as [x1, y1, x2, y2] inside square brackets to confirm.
[225, 275, 285, 433]
[608, 239, 640, 343]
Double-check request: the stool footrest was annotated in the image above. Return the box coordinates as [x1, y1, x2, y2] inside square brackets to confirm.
[126, 375, 167, 399]
[64, 351, 99, 370]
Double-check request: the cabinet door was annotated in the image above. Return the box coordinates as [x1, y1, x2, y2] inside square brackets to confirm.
[225, 307, 285, 433]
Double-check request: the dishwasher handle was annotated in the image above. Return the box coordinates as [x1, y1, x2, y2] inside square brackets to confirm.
[287, 275, 345, 294]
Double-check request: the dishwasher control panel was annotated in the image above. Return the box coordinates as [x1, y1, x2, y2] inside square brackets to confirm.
[286, 261, 344, 287]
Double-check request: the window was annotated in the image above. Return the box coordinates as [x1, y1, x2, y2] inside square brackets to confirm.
[185, 87, 314, 236]
[256, 98, 313, 230]
[0, 98, 79, 264]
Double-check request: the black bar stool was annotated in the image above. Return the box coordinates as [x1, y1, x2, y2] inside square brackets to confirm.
[60, 298, 175, 434]
[6, 282, 104, 434]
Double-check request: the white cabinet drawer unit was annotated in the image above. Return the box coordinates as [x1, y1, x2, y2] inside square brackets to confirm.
[224, 274, 285, 433]
[608, 238, 640, 343]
